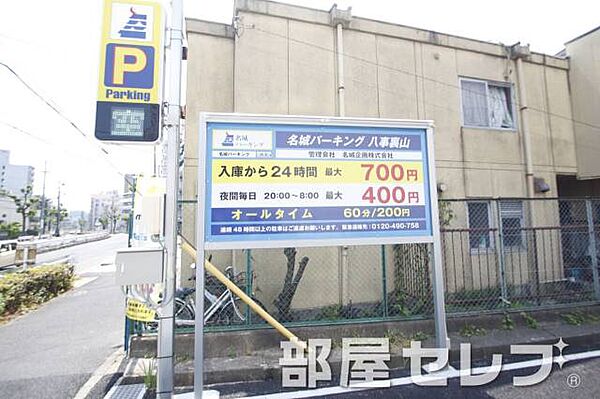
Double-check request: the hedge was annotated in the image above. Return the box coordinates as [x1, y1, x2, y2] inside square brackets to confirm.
[0, 264, 74, 316]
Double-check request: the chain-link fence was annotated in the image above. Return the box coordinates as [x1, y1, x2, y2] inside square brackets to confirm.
[441, 198, 600, 314]
[167, 198, 600, 333]
[176, 200, 435, 332]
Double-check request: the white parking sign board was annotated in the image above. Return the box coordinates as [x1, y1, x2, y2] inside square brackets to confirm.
[198, 114, 440, 250]
[194, 114, 450, 398]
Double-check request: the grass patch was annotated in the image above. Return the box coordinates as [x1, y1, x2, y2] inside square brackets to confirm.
[141, 357, 157, 392]
[520, 312, 539, 329]
[501, 313, 515, 330]
[460, 324, 487, 337]
[561, 311, 600, 326]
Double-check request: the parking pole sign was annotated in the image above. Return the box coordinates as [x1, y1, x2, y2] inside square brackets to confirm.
[94, 0, 164, 142]
[198, 114, 440, 250]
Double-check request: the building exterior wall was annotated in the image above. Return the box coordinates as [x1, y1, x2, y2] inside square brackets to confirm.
[4, 165, 34, 195]
[88, 190, 120, 230]
[0, 196, 19, 224]
[183, 0, 577, 311]
[0, 150, 34, 196]
[565, 27, 600, 179]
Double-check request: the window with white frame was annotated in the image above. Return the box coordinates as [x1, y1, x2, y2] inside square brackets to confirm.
[500, 201, 524, 248]
[460, 78, 515, 129]
[467, 202, 492, 250]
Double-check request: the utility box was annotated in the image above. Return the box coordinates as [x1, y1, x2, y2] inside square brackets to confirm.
[115, 247, 164, 286]
[131, 177, 166, 246]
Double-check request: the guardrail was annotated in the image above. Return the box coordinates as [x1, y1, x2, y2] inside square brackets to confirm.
[25, 232, 110, 254]
[7, 233, 111, 267]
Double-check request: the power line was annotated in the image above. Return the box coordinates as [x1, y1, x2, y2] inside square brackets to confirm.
[0, 62, 145, 192]
[0, 120, 114, 167]
[0, 61, 108, 151]
[0, 121, 62, 147]
[0, 120, 141, 193]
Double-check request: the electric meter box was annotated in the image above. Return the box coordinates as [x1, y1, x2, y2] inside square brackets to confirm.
[115, 246, 164, 285]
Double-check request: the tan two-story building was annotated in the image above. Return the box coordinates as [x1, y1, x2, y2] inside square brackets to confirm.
[179, 0, 600, 322]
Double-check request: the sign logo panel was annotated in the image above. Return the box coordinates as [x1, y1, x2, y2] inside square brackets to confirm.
[97, 0, 163, 105]
[110, 3, 154, 41]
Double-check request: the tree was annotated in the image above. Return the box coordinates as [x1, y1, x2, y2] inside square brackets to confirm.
[10, 186, 38, 234]
[0, 221, 21, 239]
[273, 248, 310, 321]
[101, 198, 120, 234]
[78, 218, 86, 233]
[98, 215, 109, 230]
[46, 206, 67, 234]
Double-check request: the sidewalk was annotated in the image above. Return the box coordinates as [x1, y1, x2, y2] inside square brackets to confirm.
[108, 303, 600, 398]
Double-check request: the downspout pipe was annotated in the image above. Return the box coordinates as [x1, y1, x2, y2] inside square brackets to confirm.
[330, 4, 351, 116]
[515, 56, 535, 199]
[336, 22, 345, 117]
[335, 22, 347, 304]
[512, 44, 540, 298]
[331, 5, 352, 305]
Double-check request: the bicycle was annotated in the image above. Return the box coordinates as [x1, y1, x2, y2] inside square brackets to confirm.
[143, 263, 265, 331]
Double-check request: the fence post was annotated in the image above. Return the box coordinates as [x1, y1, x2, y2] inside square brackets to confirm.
[495, 201, 509, 303]
[585, 200, 600, 300]
[381, 245, 388, 318]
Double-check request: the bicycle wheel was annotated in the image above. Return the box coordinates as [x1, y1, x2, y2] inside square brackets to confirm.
[215, 296, 245, 325]
[174, 298, 195, 328]
[143, 315, 158, 333]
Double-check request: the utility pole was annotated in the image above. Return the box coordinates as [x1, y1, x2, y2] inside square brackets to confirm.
[39, 161, 48, 236]
[55, 183, 64, 237]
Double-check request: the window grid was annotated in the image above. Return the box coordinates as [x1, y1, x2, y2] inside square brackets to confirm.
[499, 201, 525, 249]
[459, 77, 516, 130]
[467, 201, 493, 251]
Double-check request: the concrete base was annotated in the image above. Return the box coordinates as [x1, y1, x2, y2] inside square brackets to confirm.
[120, 304, 600, 388]
[129, 303, 600, 360]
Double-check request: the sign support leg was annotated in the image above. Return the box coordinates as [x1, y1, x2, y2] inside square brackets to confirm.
[425, 128, 450, 352]
[194, 119, 208, 397]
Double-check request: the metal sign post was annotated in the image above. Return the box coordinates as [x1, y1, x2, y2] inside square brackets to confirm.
[157, 0, 184, 397]
[195, 114, 450, 394]
[95, 0, 182, 396]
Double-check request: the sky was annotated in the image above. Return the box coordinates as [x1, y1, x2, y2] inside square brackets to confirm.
[0, 0, 598, 211]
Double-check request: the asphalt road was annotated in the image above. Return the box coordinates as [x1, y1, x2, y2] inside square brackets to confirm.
[208, 353, 600, 399]
[37, 234, 121, 275]
[0, 234, 128, 399]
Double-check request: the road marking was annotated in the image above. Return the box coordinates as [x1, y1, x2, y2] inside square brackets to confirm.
[241, 349, 600, 399]
[73, 349, 125, 399]
[41, 255, 72, 265]
[73, 276, 98, 289]
[173, 390, 219, 398]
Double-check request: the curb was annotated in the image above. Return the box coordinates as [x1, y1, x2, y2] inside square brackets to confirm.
[120, 327, 600, 387]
